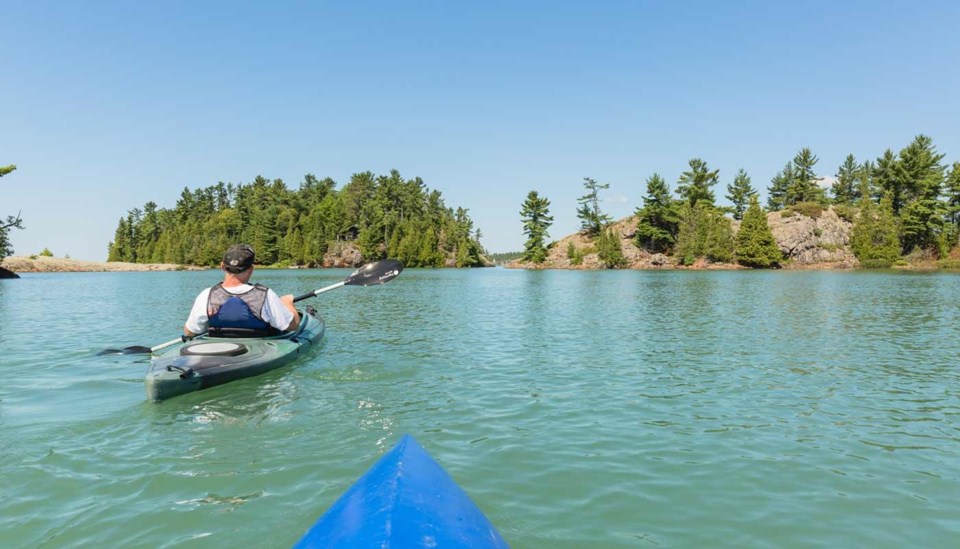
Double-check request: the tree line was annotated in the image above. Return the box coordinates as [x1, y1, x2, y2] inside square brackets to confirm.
[108, 170, 487, 268]
[520, 135, 960, 268]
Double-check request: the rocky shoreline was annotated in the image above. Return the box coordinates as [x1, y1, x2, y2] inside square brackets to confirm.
[5, 206, 947, 274]
[507, 206, 859, 270]
[0, 256, 206, 273]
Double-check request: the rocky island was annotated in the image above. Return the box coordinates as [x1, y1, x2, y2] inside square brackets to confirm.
[509, 206, 857, 270]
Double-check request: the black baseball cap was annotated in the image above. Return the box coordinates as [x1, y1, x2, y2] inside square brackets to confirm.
[223, 244, 255, 273]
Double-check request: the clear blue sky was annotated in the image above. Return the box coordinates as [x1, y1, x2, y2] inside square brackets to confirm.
[3, 1, 959, 260]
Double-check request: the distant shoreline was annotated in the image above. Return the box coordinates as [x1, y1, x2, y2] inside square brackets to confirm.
[0, 256, 207, 273]
[2, 254, 948, 274]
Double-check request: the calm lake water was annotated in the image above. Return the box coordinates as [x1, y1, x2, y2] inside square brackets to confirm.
[1, 268, 959, 547]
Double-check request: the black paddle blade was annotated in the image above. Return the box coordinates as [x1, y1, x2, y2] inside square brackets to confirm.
[97, 346, 152, 356]
[122, 346, 154, 354]
[345, 259, 404, 286]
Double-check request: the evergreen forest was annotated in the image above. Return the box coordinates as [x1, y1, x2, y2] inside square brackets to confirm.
[107, 170, 487, 268]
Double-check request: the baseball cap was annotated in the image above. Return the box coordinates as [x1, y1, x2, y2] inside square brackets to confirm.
[223, 244, 255, 273]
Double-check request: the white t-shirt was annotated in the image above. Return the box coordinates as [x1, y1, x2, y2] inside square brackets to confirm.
[185, 284, 295, 334]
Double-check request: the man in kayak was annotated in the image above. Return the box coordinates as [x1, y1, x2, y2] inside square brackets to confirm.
[184, 244, 300, 338]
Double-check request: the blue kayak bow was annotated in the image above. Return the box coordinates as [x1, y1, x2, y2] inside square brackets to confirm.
[295, 435, 508, 548]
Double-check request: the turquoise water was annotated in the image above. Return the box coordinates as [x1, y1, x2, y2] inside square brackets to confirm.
[2, 268, 959, 547]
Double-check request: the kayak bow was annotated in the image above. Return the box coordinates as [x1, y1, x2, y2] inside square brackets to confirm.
[295, 435, 508, 548]
[144, 306, 325, 401]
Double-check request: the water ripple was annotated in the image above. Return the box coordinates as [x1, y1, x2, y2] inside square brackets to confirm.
[2, 270, 960, 547]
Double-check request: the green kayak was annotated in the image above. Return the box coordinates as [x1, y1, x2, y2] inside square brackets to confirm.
[144, 306, 325, 401]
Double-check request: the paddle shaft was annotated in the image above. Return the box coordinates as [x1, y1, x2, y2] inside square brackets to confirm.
[293, 280, 345, 302]
[151, 336, 190, 353]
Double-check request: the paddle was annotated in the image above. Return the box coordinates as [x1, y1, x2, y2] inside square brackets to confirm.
[99, 259, 404, 355]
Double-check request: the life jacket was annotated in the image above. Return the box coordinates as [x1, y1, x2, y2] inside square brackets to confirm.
[206, 283, 281, 338]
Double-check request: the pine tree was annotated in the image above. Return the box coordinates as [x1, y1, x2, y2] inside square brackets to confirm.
[896, 135, 947, 254]
[282, 226, 304, 264]
[676, 158, 718, 207]
[786, 147, 826, 205]
[566, 241, 583, 266]
[900, 182, 946, 255]
[675, 204, 702, 265]
[832, 154, 861, 204]
[704, 211, 735, 263]
[596, 228, 626, 268]
[851, 188, 900, 267]
[396, 225, 422, 267]
[418, 228, 443, 267]
[250, 207, 280, 264]
[858, 161, 877, 201]
[792, 148, 818, 188]
[725, 169, 756, 220]
[520, 190, 553, 264]
[943, 163, 960, 245]
[634, 173, 679, 252]
[674, 203, 734, 265]
[767, 162, 793, 211]
[873, 149, 901, 212]
[576, 177, 611, 236]
[0, 164, 23, 260]
[735, 196, 781, 268]
[455, 237, 482, 267]
[136, 201, 161, 262]
[897, 135, 946, 201]
[107, 218, 130, 262]
[357, 224, 385, 261]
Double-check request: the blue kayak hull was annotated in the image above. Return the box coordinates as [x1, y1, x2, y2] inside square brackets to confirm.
[295, 435, 508, 548]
